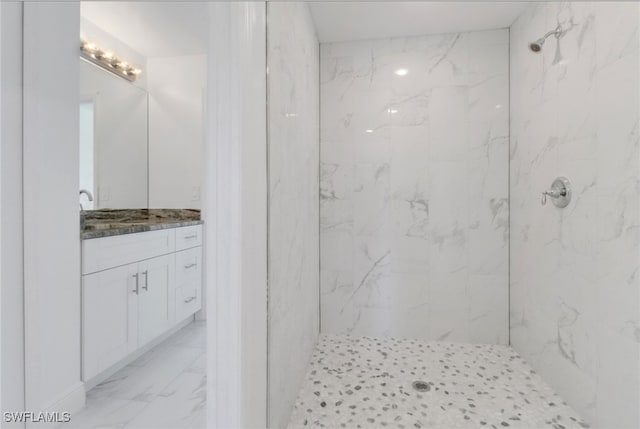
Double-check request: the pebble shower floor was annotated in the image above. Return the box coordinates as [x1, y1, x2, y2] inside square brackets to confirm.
[287, 335, 590, 429]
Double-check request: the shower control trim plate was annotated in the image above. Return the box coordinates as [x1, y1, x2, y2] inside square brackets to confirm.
[541, 177, 571, 208]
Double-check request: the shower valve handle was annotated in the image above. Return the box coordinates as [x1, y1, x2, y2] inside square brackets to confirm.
[541, 177, 572, 208]
[541, 189, 563, 205]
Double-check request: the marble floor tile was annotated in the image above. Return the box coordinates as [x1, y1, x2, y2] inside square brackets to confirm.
[187, 408, 207, 429]
[62, 321, 207, 429]
[124, 372, 206, 429]
[185, 354, 207, 374]
[88, 345, 203, 402]
[164, 321, 206, 350]
[288, 334, 590, 429]
[64, 399, 148, 429]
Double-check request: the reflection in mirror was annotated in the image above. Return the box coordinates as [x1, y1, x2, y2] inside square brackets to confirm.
[80, 59, 149, 209]
[79, 100, 95, 210]
[78, 8, 206, 211]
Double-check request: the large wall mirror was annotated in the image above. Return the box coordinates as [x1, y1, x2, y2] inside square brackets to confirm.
[79, 8, 206, 210]
[80, 59, 149, 209]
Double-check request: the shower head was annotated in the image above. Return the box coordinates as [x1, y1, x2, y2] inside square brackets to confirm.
[529, 38, 545, 52]
[529, 25, 564, 53]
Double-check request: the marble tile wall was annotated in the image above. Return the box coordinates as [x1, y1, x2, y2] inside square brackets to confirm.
[267, 3, 320, 428]
[509, 2, 640, 427]
[320, 30, 509, 343]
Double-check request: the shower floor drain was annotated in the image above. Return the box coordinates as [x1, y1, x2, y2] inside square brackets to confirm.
[412, 380, 431, 392]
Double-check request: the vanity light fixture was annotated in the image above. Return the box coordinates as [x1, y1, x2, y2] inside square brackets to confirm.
[80, 40, 142, 82]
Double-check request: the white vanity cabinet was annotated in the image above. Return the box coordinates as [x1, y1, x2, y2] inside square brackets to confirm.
[137, 254, 174, 346]
[175, 246, 203, 320]
[82, 263, 139, 381]
[81, 225, 202, 383]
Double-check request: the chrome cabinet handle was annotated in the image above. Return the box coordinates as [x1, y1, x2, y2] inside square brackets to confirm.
[141, 270, 148, 291]
[183, 234, 198, 240]
[132, 273, 139, 294]
[184, 296, 196, 304]
[184, 262, 197, 269]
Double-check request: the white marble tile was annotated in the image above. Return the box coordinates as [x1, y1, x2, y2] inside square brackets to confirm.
[509, 2, 640, 428]
[185, 354, 206, 375]
[187, 407, 207, 429]
[88, 344, 203, 403]
[61, 322, 207, 429]
[162, 321, 206, 350]
[267, 3, 320, 428]
[124, 372, 206, 429]
[468, 274, 509, 344]
[320, 30, 509, 344]
[127, 322, 205, 369]
[65, 399, 148, 429]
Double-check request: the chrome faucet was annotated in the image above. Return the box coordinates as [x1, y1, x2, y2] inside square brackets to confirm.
[79, 189, 94, 211]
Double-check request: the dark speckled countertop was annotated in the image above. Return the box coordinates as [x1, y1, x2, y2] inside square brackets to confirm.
[81, 209, 203, 239]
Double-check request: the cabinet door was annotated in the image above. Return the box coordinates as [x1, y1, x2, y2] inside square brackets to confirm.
[82, 263, 138, 381]
[138, 254, 174, 346]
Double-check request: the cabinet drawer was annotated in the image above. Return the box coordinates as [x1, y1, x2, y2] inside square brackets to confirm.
[175, 284, 201, 321]
[82, 229, 175, 275]
[175, 247, 202, 288]
[175, 225, 202, 251]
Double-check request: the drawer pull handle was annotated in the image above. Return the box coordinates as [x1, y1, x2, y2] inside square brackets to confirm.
[184, 296, 196, 303]
[141, 270, 149, 291]
[132, 273, 139, 294]
[183, 234, 198, 240]
[184, 262, 198, 269]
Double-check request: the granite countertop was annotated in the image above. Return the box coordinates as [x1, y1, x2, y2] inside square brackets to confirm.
[81, 208, 203, 239]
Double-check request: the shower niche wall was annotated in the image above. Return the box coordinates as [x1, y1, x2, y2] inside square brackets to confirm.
[320, 30, 510, 343]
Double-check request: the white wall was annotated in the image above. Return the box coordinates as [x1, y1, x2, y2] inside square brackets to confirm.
[267, 3, 320, 427]
[320, 30, 510, 343]
[510, 2, 640, 427]
[23, 2, 85, 422]
[205, 2, 267, 427]
[1, 3, 25, 425]
[148, 54, 206, 209]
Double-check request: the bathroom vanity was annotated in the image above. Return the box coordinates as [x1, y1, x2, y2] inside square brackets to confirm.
[80, 209, 203, 385]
